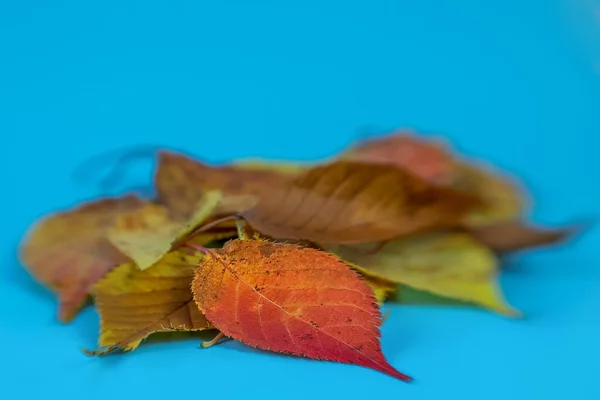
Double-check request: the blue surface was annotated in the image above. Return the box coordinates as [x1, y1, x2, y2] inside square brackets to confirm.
[1, 1, 599, 399]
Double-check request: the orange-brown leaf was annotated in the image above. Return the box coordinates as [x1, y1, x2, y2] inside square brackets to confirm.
[19, 195, 144, 322]
[339, 133, 529, 227]
[242, 161, 479, 244]
[468, 220, 574, 253]
[154, 151, 291, 220]
[86, 248, 212, 355]
[342, 131, 455, 184]
[192, 239, 411, 381]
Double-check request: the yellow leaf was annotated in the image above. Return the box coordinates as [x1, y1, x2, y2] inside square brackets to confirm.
[86, 247, 213, 355]
[362, 276, 397, 304]
[107, 191, 223, 270]
[325, 233, 519, 316]
[455, 162, 528, 226]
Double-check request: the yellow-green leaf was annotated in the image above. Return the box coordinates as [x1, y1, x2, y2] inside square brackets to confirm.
[107, 191, 223, 270]
[324, 232, 519, 316]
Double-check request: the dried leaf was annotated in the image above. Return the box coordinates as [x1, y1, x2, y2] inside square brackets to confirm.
[342, 131, 455, 184]
[86, 247, 212, 355]
[107, 191, 224, 270]
[454, 162, 528, 226]
[19, 195, 144, 322]
[242, 161, 479, 244]
[192, 240, 411, 381]
[469, 220, 574, 253]
[154, 151, 291, 219]
[232, 158, 308, 175]
[324, 233, 518, 316]
[340, 133, 529, 227]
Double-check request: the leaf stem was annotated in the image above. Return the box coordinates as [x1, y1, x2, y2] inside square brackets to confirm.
[201, 332, 225, 348]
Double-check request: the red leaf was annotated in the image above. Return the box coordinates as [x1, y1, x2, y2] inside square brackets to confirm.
[343, 130, 455, 184]
[192, 240, 411, 381]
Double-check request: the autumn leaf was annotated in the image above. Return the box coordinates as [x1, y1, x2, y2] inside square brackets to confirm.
[19, 195, 144, 322]
[232, 158, 308, 175]
[192, 239, 412, 381]
[242, 161, 480, 244]
[338, 132, 529, 228]
[468, 220, 574, 253]
[154, 150, 291, 220]
[86, 247, 212, 355]
[453, 162, 528, 227]
[107, 191, 227, 270]
[324, 232, 518, 316]
[342, 131, 455, 184]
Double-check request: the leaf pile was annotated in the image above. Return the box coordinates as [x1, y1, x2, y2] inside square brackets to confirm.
[19, 131, 576, 381]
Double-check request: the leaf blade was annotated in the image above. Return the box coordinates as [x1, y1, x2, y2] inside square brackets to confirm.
[242, 161, 479, 244]
[87, 248, 212, 355]
[19, 195, 144, 322]
[107, 191, 226, 270]
[325, 233, 519, 316]
[192, 240, 411, 381]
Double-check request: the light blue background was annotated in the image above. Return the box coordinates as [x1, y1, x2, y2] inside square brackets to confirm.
[1, 1, 599, 399]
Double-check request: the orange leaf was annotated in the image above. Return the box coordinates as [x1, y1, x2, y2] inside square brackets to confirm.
[86, 247, 212, 355]
[192, 239, 411, 381]
[242, 161, 479, 244]
[19, 195, 144, 322]
[342, 130, 455, 184]
[154, 151, 291, 220]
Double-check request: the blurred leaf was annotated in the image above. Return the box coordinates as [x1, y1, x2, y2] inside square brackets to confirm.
[154, 151, 291, 219]
[19, 195, 144, 322]
[107, 191, 226, 270]
[342, 130, 455, 184]
[469, 220, 575, 253]
[325, 232, 519, 316]
[243, 161, 479, 244]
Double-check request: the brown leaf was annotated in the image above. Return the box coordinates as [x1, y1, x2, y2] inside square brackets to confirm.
[338, 132, 530, 228]
[154, 151, 291, 220]
[468, 220, 574, 253]
[242, 161, 480, 244]
[19, 195, 144, 322]
[85, 247, 212, 355]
